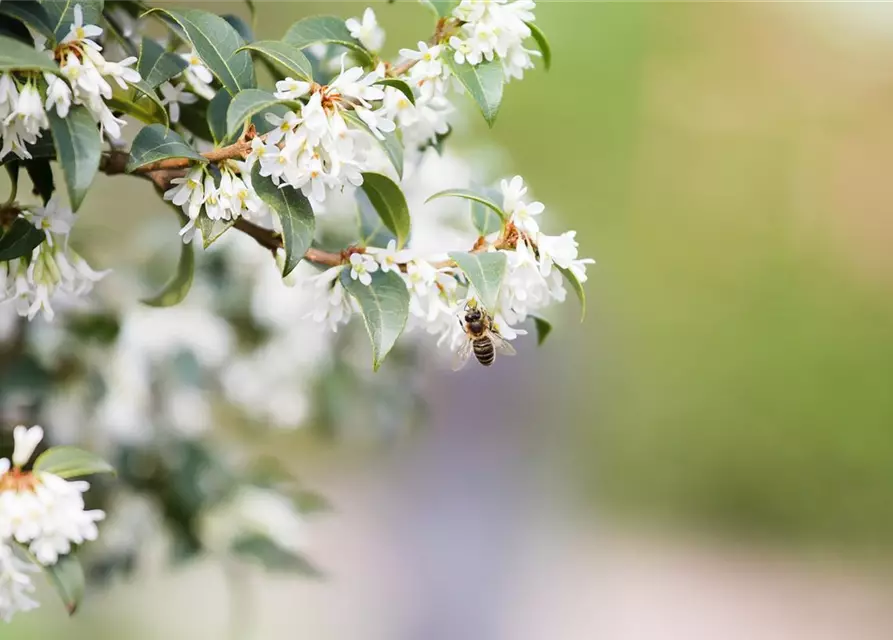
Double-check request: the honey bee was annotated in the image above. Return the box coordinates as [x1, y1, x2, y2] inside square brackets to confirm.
[453, 301, 516, 370]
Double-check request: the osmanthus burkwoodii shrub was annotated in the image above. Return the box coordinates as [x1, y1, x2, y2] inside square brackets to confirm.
[0, 0, 593, 622]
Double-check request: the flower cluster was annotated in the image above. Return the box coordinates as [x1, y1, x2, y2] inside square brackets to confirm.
[0, 197, 109, 321]
[164, 162, 271, 243]
[1, 5, 141, 159]
[449, 0, 539, 81]
[249, 63, 395, 202]
[0, 427, 105, 622]
[304, 174, 593, 353]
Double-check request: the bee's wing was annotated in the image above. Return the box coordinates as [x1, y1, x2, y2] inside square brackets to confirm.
[490, 331, 517, 356]
[452, 339, 474, 371]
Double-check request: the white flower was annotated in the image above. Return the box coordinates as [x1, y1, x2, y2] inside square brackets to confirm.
[346, 8, 385, 53]
[274, 77, 312, 102]
[306, 266, 353, 331]
[536, 230, 579, 276]
[43, 74, 72, 118]
[61, 4, 103, 45]
[398, 42, 444, 79]
[159, 82, 197, 123]
[11, 426, 43, 468]
[369, 240, 410, 274]
[180, 50, 216, 100]
[102, 56, 140, 90]
[349, 252, 379, 286]
[404, 259, 437, 296]
[25, 195, 75, 247]
[449, 0, 538, 81]
[164, 167, 205, 221]
[0, 543, 39, 623]
[500, 175, 544, 234]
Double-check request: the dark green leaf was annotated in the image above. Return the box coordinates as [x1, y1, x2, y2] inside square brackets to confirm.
[283, 16, 373, 67]
[426, 188, 505, 221]
[231, 534, 323, 577]
[146, 8, 256, 95]
[529, 314, 552, 346]
[341, 269, 410, 371]
[375, 79, 415, 105]
[226, 89, 296, 140]
[138, 37, 188, 89]
[445, 55, 503, 127]
[126, 124, 205, 173]
[421, 0, 458, 18]
[237, 41, 313, 82]
[342, 110, 403, 179]
[42, 553, 85, 615]
[44, 0, 103, 40]
[177, 97, 213, 142]
[4, 162, 19, 202]
[0, 2, 56, 40]
[222, 14, 253, 43]
[142, 241, 195, 307]
[359, 173, 410, 249]
[207, 90, 232, 145]
[525, 22, 551, 71]
[448, 251, 507, 310]
[0, 15, 34, 44]
[33, 446, 115, 478]
[557, 265, 586, 321]
[48, 106, 100, 212]
[25, 160, 54, 204]
[0, 35, 62, 73]
[0, 218, 44, 261]
[250, 165, 314, 277]
[129, 79, 170, 127]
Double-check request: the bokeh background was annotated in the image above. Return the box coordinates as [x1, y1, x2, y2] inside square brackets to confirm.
[7, 1, 893, 638]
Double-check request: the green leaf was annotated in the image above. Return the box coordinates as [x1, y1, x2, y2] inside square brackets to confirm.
[222, 14, 253, 43]
[448, 251, 507, 311]
[250, 165, 314, 277]
[143, 241, 195, 307]
[238, 41, 313, 82]
[200, 218, 235, 249]
[359, 173, 410, 249]
[4, 162, 19, 202]
[42, 553, 85, 616]
[283, 16, 373, 67]
[426, 188, 505, 221]
[375, 79, 415, 105]
[0, 35, 62, 73]
[341, 269, 410, 371]
[207, 90, 233, 145]
[529, 314, 552, 346]
[342, 110, 403, 179]
[48, 106, 100, 212]
[33, 446, 115, 478]
[444, 55, 504, 127]
[231, 534, 323, 577]
[471, 200, 501, 236]
[146, 8, 256, 95]
[557, 265, 586, 322]
[421, 0, 458, 18]
[226, 89, 297, 140]
[525, 22, 551, 71]
[0, 218, 44, 261]
[129, 79, 170, 127]
[44, 0, 103, 40]
[126, 124, 206, 173]
[25, 160, 54, 204]
[0, 2, 56, 40]
[138, 37, 188, 89]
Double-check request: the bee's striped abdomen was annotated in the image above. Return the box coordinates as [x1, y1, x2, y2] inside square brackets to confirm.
[473, 337, 495, 366]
